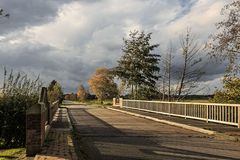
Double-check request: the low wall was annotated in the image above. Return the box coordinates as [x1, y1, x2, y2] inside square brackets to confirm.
[26, 87, 60, 156]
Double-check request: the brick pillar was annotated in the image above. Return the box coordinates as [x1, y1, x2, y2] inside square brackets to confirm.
[26, 103, 46, 156]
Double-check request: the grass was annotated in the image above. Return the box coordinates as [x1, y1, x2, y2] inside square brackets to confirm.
[77, 99, 113, 107]
[181, 99, 210, 103]
[0, 148, 25, 160]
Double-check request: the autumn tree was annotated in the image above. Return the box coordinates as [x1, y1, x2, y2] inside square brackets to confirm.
[114, 30, 160, 99]
[77, 85, 87, 102]
[176, 29, 205, 99]
[47, 80, 63, 103]
[88, 67, 118, 103]
[209, 1, 240, 73]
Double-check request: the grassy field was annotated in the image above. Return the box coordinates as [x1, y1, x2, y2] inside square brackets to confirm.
[0, 148, 25, 160]
[77, 99, 113, 106]
[181, 99, 210, 103]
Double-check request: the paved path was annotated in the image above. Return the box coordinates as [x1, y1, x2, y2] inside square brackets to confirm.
[34, 108, 78, 160]
[67, 104, 240, 160]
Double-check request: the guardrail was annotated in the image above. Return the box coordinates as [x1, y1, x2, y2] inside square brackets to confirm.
[117, 99, 240, 128]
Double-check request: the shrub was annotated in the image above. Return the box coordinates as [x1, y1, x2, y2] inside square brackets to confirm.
[211, 76, 240, 104]
[0, 68, 42, 148]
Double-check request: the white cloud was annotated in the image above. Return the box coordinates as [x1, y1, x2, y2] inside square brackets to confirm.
[0, 0, 231, 93]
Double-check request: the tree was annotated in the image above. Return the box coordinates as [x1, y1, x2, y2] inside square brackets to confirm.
[77, 85, 87, 102]
[0, 8, 9, 19]
[48, 80, 57, 91]
[176, 29, 205, 99]
[88, 67, 118, 103]
[47, 80, 63, 103]
[208, 1, 240, 73]
[211, 76, 240, 104]
[159, 42, 174, 101]
[114, 30, 160, 99]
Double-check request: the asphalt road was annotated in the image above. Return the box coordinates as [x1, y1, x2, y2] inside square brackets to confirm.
[67, 104, 240, 160]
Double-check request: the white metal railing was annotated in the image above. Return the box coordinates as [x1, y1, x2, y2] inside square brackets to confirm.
[120, 99, 240, 128]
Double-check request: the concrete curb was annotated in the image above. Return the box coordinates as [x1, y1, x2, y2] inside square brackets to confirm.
[60, 104, 74, 131]
[108, 108, 240, 142]
[108, 108, 216, 135]
[65, 108, 73, 131]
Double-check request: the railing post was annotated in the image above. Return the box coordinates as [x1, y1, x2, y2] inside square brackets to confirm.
[119, 98, 123, 108]
[184, 104, 187, 119]
[168, 103, 171, 116]
[206, 105, 209, 123]
[238, 106, 240, 128]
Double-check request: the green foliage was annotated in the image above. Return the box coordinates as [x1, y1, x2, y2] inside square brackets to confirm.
[136, 86, 160, 100]
[0, 148, 25, 159]
[114, 30, 160, 99]
[0, 68, 42, 148]
[211, 76, 240, 104]
[47, 80, 63, 103]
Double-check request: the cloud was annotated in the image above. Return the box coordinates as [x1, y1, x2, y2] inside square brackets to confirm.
[0, 0, 231, 93]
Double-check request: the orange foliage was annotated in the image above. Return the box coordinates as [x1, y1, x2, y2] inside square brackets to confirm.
[77, 85, 87, 101]
[88, 67, 118, 101]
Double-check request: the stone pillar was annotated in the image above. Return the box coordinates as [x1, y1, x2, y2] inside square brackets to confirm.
[113, 98, 116, 107]
[26, 103, 46, 156]
[119, 98, 123, 108]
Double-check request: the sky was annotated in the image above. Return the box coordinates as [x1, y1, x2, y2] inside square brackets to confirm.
[0, 0, 232, 94]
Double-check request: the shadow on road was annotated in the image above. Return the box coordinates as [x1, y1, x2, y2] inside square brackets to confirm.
[68, 105, 240, 160]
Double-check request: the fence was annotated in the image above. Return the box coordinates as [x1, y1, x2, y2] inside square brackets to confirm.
[26, 87, 60, 156]
[115, 99, 240, 128]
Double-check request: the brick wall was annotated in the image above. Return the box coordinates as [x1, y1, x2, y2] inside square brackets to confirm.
[26, 87, 59, 156]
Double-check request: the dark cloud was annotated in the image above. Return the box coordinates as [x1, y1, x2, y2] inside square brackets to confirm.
[0, 0, 230, 93]
[0, 0, 75, 34]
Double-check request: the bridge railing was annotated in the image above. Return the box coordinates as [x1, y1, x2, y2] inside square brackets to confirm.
[118, 99, 240, 128]
[26, 87, 60, 156]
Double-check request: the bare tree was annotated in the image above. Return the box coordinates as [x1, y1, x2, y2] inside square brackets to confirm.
[208, 1, 240, 73]
[176, 29, 205, 99]
[167, 44, 174, 101]
[0, 8, 9, 19]
[158, 42, 174, 101]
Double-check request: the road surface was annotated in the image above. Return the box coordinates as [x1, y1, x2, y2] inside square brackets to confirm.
[67, 104, 240, 160]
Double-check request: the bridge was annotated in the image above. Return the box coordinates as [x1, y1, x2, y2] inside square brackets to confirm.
[65, 102, 240, 160]
[26, 95, 240, 159]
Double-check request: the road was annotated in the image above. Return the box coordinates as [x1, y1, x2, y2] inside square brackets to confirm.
[67, 104, 240, 160]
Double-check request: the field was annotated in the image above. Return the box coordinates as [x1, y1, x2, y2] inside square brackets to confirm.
[72, 99, 113, 107]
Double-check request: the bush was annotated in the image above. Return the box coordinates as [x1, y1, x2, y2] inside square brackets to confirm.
[0, 68, 42, 148]
[211, 76, 240, 104]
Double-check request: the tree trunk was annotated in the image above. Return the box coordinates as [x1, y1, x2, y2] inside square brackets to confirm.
[168, 53, 172, 101]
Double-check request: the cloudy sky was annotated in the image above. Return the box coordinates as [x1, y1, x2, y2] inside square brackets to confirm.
[0, 0, 231, 93]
